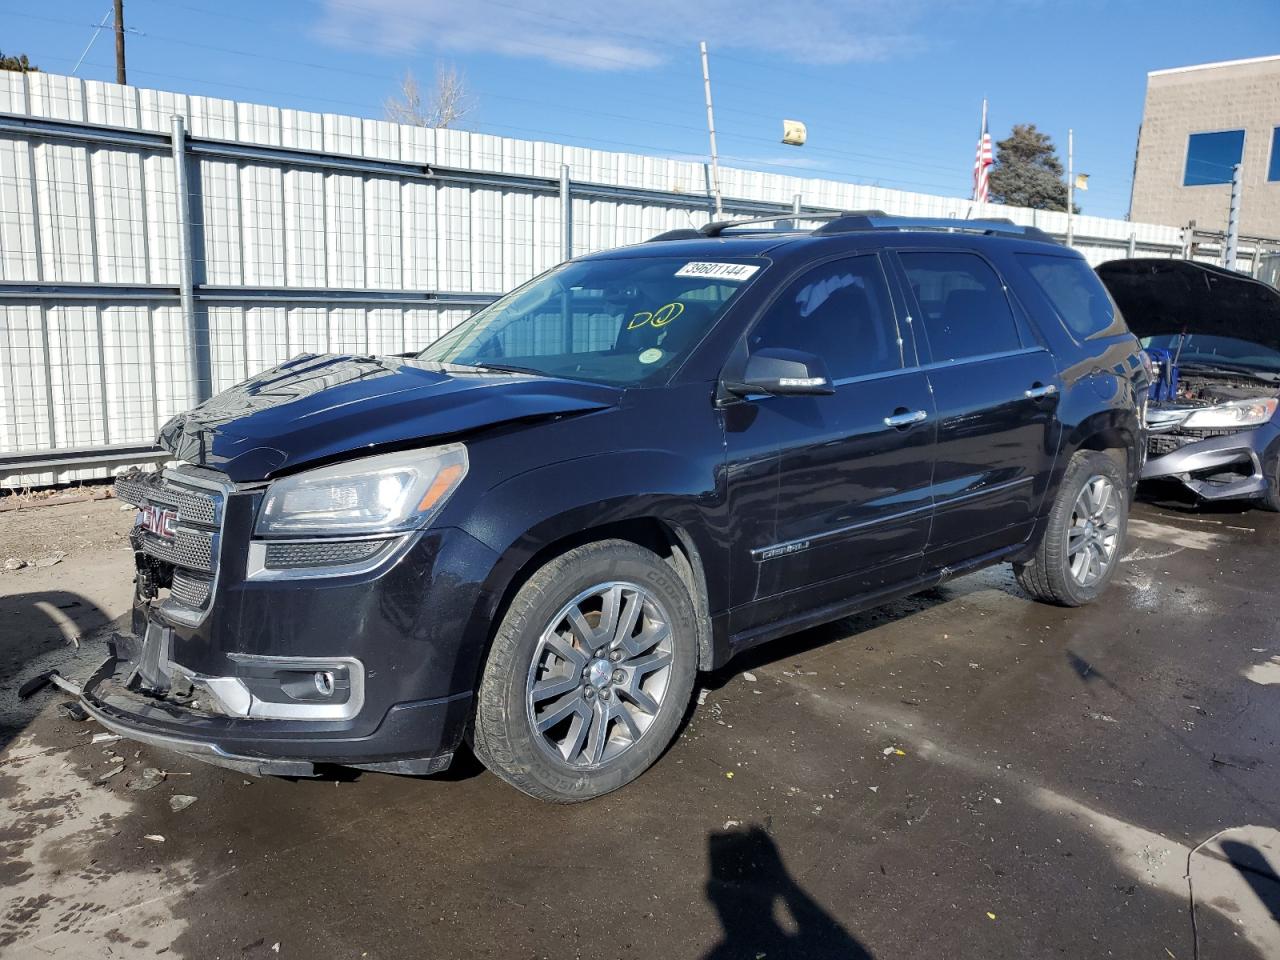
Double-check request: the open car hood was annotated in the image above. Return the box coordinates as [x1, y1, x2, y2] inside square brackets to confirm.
[1096, 258, 1280, 353]
[158, 353, 622, 482]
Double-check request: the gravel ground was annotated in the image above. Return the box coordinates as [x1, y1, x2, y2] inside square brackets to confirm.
[1, 496, 1277, 959]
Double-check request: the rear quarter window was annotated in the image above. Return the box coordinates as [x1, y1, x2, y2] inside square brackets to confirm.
[1018, 254, 1126, 341]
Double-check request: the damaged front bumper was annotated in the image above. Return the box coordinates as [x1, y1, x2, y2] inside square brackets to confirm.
[80, 633, 473, 777]
[1141, 422, 1280, 501]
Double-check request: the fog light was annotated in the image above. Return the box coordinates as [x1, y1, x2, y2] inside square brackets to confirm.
[314, 670, 335, 697]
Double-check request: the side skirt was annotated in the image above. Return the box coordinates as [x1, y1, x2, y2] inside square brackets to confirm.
[722, 543, 1024, 661]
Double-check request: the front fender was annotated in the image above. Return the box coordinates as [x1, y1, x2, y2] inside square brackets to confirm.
[462, 447, 725, 602]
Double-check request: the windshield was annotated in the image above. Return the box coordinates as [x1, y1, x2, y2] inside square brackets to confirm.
[418, 256, 762, 385]
[1141, 334, 1280, 374]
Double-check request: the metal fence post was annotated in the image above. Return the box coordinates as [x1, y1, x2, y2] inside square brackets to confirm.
[171, 115, 204, 403]
[1224, 163, 1241, 271]
[560, 164, 572, 262]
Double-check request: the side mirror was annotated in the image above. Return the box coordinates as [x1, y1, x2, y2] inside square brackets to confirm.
[722, 347, 834, 398]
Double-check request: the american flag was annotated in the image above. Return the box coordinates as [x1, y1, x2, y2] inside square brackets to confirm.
[973, 107, 994, 202]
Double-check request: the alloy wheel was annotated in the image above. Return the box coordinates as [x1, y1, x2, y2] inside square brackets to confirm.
[1067, 475, 1121, 587]
[525, 581, 674, 768]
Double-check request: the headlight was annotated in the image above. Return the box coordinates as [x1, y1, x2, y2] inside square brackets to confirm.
[1181, 398, 1278, 430]
[255, 444, 468, 536]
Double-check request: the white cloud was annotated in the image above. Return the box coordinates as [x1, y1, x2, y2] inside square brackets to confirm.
[314, 0, 927, 71]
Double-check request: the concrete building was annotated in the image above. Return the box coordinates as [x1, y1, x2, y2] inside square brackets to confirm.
[1130, 54, 1280, 239]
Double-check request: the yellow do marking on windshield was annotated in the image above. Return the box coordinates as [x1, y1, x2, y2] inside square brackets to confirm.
[651, 302, 684, 327]
[628, 302, 684, 331]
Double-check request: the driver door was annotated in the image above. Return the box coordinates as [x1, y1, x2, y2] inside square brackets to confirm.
[723, 254, 936, 639]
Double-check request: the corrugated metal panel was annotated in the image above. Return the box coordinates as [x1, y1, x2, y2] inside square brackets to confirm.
[0, 71, 1228, 487]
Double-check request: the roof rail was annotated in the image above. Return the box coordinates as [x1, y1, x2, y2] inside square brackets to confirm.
[814, 214, 1056, 243]
[646, 211, 1058, 244]
[699, 212, 843, 238]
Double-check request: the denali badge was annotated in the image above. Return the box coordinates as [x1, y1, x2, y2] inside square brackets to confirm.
[137, 504, 178, 540]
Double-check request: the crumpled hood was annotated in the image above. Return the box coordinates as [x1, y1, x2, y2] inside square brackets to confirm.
[1097, 258, 1280, 353]
[158, 354, 622, 482]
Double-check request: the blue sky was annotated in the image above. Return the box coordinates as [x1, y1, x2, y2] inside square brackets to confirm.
[6, 0, 1277, 219]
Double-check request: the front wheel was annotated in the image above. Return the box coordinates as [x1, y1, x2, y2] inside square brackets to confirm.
[1015, 451, 1129, 607]
[472, 540, 697, 802]
[1259, 448, 1280, 512]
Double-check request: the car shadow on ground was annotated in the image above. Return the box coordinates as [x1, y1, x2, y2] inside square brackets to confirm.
[701, 825, 873, 960]
[0, 589, 116, 753]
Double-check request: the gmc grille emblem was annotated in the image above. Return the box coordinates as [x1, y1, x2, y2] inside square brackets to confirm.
[137, 504, 178, 540]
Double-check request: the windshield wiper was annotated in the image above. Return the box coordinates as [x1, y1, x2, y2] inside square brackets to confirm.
[469, 361, 549, 377]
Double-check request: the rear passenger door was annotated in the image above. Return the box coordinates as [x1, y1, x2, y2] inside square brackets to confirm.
[893, 249, 1062, 566]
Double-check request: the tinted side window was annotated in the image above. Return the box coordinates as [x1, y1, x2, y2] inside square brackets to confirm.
[749, 256, 901, 380]
[899, 251, 1020, 362]
[1018, 254, 1122, 340]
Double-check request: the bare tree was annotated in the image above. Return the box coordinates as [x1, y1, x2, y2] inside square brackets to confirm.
[384, 64, 472, 129]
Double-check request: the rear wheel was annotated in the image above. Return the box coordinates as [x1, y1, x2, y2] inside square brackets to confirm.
[1015, 451, 1128, 607]
[473, 540, 697, 802]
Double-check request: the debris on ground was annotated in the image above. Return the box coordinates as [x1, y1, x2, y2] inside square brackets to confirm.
[3, 557, 25, 571]
[723, 819, 741, 829]
[33, 552, 66, 568]
[169, 794, 198, 812]
[94, 762, 125, 784]
[743, 672, 757, 682]
[91, 732, 121, 745]
[697, 689, 709, 705]
[128, 767, 167, 791]
[1210, 753, 1260, 771]
[57, 701, 89, 722]
[19, 670, 83, 699]
[143, 834, 165, 843]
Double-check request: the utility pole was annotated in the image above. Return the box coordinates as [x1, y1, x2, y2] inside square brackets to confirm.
[699, 41, 723, 218]
[1224, 162, 1242, 270]
[1066, 128, 1074, 248]
[114, 0, 126, 85]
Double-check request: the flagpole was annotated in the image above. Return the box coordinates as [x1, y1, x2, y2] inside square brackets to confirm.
[1066, 128, 1074, 248]
[699, 41, 723, 218]
[973, 98, 988, 202]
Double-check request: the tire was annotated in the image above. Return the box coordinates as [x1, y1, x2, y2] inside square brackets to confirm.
[472, 539, 698, 802]
[1259, 449, 1280, 512]
[1015, 451, 1129, 607]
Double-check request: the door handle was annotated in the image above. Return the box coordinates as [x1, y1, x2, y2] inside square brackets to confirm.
[1025, 383, 1058, 400]
[884, 409, 928, 428]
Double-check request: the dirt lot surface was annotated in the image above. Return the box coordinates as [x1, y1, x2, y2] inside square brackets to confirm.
[1, 495, 1277, 959]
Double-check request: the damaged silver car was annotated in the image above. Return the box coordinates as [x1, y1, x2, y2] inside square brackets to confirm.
[1098, 259, 1280, 511]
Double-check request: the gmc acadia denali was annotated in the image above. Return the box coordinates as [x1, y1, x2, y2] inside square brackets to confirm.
[86, 213, 1147, 802]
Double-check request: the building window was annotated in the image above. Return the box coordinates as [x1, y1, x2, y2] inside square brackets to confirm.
[1269, 128, 1280, 182]
[1183, 130, 1245, 186]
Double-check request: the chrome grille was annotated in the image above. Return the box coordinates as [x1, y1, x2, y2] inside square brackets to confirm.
[170, 570, 213, 607]
[117, 467, 230, 623]
[137, 527, 216, 573]
[115, 473, 219, 525]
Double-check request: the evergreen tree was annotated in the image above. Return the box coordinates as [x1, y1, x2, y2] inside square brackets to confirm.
[0, 52, 38, 73]
[988, 123, 1074, 211]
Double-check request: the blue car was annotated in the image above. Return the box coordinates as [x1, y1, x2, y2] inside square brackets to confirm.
[89, 213, 1148, 801]
[1098, 258, 1280, 512]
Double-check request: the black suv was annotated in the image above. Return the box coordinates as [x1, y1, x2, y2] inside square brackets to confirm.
[89, 213, 1147, 801]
